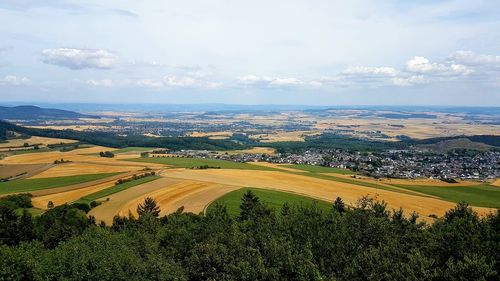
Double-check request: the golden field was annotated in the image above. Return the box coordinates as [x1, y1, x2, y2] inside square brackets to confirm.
[0, 139, 497, 225]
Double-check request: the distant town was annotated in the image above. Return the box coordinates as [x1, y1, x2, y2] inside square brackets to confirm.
[152, 148, 500, 180]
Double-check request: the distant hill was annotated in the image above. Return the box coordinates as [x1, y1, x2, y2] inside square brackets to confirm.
[417, 138, 492, 153]
[0, 105, 99, 120]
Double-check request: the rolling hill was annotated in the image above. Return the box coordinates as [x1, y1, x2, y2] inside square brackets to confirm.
[0, 105, 98, 120]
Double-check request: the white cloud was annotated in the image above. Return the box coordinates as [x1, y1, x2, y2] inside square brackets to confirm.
[269, 77, 301, 86]
[236, 75, 269, 85]
[205, 82, 224, 89]
[86, 79, 115, 87]
[237, 75, 302, 87]
[0, 75, 31, 86]
[449, 51, 500, 69]
[163, 75, 197, 87]
[42, 48, 118, 70]
[135, 79, 163, 88]
[392, 75, 428, 87]
[343, 66, 398, 76]
[406, 56, 471, 76]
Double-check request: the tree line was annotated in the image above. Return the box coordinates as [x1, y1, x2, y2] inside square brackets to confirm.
[0, 191, 499, 280]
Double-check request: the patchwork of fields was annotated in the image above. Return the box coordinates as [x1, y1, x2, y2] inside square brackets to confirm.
[0, 138, 498, 224]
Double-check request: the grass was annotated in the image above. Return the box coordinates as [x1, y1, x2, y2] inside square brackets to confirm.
[0, 173, 119, 194]
[125, 157, 278, 171]
[392, 184, 500, 208]
[111, 147, 152, 154]
[284, 164, 356, 175]
[207, 188, 332, 216]
[76, 175, 161, 204]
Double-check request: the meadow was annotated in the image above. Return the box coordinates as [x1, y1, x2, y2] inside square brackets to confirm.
[207, 187, 332, 216]
[393, 184, 500, 208]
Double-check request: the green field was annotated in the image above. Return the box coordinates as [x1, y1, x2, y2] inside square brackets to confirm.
[0, 173, 119, 194]
[207, 188, 332, 216]
[284, 164, 355, 175]
[125, 157, 278, 170]
[393, 184, 500, 208]
[76, 175, 161, 204]
[111, 147, 153, 154]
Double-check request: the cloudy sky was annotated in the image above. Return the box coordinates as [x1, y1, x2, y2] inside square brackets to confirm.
[0, 0, 499, 106]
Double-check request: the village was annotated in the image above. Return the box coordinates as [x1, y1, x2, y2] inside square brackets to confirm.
[152, 148, 500, 180]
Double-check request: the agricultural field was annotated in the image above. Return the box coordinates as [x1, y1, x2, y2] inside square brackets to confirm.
[0, 136, 77, 148]
[77, 175, 161, 204]
[125, 156, 277, 170]
[0, 173, 117, 194]
[0, 136, 498, 224]
[207, 188, 332, 216]
[283, 164, 355, 174]
[392, 184, 500, 208]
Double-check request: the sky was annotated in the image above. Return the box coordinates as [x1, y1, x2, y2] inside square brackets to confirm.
[0, 0, 499, 106]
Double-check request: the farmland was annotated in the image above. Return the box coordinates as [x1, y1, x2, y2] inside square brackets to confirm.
[0, 129, 497, 224]
[393, 184, 500, 208]
[283, 164, 356, 174]
[0, 173, 118, 194]
[77, 175, 161, 204]
[125, 156, 277, 170]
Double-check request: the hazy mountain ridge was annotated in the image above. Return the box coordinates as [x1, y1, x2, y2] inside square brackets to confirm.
[0, 105, 99, 120]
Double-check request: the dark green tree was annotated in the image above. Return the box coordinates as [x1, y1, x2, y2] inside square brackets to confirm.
[333, 197, 346, 213]
[239, 190, 260, 220]
[137, 197, 161, 218]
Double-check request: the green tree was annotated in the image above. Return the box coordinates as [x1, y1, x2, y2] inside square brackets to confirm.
[333, 197, 346, 213]
[239, 190, 260, 220]
[137, 197, 161, 218]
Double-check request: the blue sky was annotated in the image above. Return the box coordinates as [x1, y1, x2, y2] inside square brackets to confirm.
[0, 0, 499, 106]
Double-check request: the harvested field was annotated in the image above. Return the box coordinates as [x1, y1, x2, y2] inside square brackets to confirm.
[0, 136, 77, 148]
[32, 180, 115, 209]
[0, 163, 52, 180]
[247, 162, 309, 173]
[285, 164, 355, 174]
[30, 162, 145, 178]
[89, 177, 182, 224]
[117, 180, 240, 219]
[493, 179, 500, 187]
[163, 169, 495, 219]
[0, 173, 118, 195]
[376, 177, 483, 187]
[27, 171, 154, 197]
[77, 176, 161, 204]
[223, 147, 276, 155]
[125, 157, 277, 170]
[0, 147, 164, 169]
[32, 175, 160, 209]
